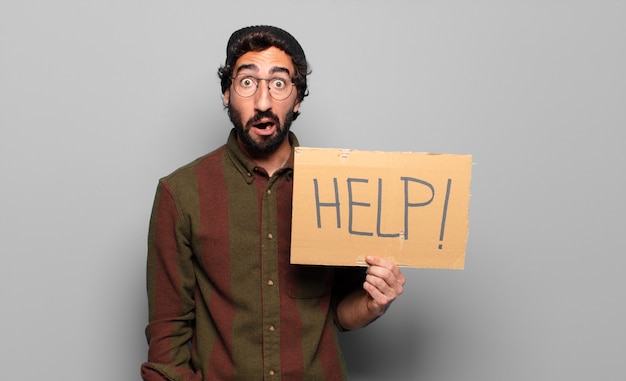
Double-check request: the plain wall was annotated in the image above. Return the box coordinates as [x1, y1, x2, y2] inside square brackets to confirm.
[1, 1, 624, 380]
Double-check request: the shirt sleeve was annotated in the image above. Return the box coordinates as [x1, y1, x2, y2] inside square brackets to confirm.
[141, 181, 202, 381]
[330, 266, 368, 331]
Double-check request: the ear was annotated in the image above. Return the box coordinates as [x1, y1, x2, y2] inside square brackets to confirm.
[292, 100, 301, 113]
[223, 89, 230, 107]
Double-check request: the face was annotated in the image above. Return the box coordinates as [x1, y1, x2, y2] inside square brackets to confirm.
[224, 46, 301, 156]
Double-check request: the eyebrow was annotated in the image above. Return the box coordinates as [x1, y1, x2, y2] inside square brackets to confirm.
[234, 64, 292, 77]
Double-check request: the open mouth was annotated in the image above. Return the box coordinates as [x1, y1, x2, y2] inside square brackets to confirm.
[255, 121, 274, 130]
[250, 117, 278, 135]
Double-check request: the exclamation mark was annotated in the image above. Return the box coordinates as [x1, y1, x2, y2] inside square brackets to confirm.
[438, 179, 452, 250]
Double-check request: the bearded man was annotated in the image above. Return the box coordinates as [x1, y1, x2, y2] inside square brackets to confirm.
[141, 25, 405, 381]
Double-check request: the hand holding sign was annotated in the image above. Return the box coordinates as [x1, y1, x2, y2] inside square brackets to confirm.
[336, 255, 406, 330]
[363, 255, 406, 312]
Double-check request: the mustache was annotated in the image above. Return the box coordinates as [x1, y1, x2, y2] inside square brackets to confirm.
[246, 110, 280, 127]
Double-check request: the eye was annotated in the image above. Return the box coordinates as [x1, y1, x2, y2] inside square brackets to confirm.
[239, 77, 256, 88]
[271, 78, 287, 90]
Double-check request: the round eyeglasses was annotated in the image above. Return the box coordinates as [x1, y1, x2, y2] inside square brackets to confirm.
[231, 74, 295, 101]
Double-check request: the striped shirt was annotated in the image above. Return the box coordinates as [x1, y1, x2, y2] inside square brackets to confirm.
[141, 129, 366, 381]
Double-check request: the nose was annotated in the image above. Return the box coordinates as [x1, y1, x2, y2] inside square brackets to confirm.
[254, 80, 273, 112]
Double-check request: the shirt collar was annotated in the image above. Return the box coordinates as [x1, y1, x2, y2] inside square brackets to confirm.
[226, 128, 299, 184]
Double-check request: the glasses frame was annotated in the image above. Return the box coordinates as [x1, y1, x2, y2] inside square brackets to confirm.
[230, 74, 295, 101]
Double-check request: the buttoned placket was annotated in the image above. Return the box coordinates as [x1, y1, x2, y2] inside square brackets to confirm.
[259, 171, 283, 379]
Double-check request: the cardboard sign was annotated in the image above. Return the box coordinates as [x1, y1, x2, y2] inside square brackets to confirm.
[290, 147, 472, 269]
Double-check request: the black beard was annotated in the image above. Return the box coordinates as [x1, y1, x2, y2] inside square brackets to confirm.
[228, 106, 294, 155]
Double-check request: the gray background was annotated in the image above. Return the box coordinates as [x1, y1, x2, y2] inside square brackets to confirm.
[1, 1, 624, 380]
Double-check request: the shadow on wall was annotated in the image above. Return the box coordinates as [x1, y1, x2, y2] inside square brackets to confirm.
[339, 315, 426, 380]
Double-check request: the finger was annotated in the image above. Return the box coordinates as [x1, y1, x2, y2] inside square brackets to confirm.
[365, 255, 395, 270]
[363, 278, 393, 310]
[365, 272, 391, 293]
[366, 260, 406, 292]
[366, 256, 404, 280]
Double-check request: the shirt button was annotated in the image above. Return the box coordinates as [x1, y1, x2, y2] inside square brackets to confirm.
[269, 370, 275, 376]
[267, 233, 273, 239]
[269, 325, 275, 332]
[267, 189, 272, 195]
[267, 279, 274, 286]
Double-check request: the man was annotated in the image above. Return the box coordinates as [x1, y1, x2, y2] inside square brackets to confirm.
[141, 25, 405, 381]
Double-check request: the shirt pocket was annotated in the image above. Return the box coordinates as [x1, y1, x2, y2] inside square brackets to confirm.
[287, 265, 333, 299]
